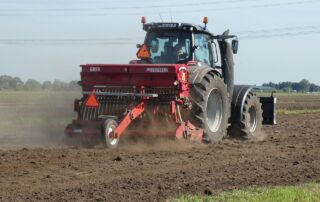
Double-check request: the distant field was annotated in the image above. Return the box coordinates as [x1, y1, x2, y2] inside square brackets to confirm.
[257, 92, 320, 111]
[0, 91, 80, 102]
[275, 94, 320, 111]
[257, 92, 320, 96]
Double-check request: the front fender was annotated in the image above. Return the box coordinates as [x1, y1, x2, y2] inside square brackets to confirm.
[188, 65, 222, 85]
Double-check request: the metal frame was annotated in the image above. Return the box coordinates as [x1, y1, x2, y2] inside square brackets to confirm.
[83, 91, 158, 98]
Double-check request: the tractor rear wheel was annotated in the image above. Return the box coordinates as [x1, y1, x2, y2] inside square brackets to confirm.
[189, 72, 229, 143]
[229, 92, 263, 140]
[102, 119, 119, 148]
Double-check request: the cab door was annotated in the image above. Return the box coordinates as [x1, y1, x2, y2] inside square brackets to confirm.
[193, 33, 215, 67]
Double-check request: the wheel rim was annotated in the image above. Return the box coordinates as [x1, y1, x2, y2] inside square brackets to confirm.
[206, 88, 223, 133]
[248, 106, 257, 132]
[106, 125, 118, 145]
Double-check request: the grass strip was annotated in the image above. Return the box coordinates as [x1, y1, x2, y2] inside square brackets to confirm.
[277, 109, 320, 115]
[171, 183, 320, 202]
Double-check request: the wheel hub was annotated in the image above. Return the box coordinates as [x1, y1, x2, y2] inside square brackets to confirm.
[206, 88, 223, 133]
[106, 125, 118, 145]
[248, 106, 257, 132]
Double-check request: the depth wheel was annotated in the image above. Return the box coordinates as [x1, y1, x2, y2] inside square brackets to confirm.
[103, 119, 119, 148]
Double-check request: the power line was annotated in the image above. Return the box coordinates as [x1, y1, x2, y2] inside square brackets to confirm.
[240, 30, 320, 39]
[162, 0, 320, 15]
[0, 38, 141, 45]
[235, 25, 320, 35]
[0, 0, 318, 16]
[0, 0, 262, 12]
[236, 24, 320, 39]
[0, 25, 320, 45]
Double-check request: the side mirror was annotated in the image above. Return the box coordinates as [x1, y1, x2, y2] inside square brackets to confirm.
[232, 39, 238, 54]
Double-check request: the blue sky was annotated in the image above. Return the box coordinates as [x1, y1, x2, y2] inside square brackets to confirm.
[0, 0, 319, 85]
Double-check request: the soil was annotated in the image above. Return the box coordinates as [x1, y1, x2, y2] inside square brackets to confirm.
[1, 111, 320, 201]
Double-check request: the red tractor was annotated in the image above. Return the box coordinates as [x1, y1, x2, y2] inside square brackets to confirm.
[65, 17, 276, 148]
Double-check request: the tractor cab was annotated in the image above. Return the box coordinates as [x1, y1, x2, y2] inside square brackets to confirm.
[136, 17, 238, 68]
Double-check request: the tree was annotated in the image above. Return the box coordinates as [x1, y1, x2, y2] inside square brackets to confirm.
[292, 82, 301, 92]
[68, 80, 80, 90]
[283, 86, 292, 92]
[52, 79, 68, 91]
[25, 79, 41, 90]
[42, 80, 52, 90]
[11, 77, 24, 90]
[299, 79, 310, 92]
[310, 83, 320, 92]
[262, 82, 277, 89]
[0, 75, 13, 90]
[262, 79, 319, 93]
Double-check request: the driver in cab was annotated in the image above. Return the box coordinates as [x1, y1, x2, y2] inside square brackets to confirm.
[174, 39, 188, 62]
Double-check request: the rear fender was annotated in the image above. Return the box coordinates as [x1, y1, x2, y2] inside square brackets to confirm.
[230, 85, 252, 123]
[230, 85, 276, 125]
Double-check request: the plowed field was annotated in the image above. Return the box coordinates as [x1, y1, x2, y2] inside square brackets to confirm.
[0, 92, 319, 201]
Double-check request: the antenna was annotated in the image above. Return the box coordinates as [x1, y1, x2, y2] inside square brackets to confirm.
[170, 9, 173, 22]
[158, 13, 163, 22]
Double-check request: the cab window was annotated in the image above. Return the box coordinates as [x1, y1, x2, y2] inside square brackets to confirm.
[194, 33, 214, 67]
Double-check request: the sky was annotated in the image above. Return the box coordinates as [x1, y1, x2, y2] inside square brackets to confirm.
[0, 0, 319, 85]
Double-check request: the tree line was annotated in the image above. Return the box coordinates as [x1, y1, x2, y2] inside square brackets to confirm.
[0, 75, 80, 91]
[262, 79, 320, 92]
[1, 75, 319, 92]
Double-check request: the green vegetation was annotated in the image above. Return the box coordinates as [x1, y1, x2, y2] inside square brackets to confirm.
[256, 92, 320, 97]
[278, 108, 320, 115]
[1, 74, 319, 93]
[171, 183, 320, 202]
[0, 75, 80, 91]
[262, 79, 320, 92]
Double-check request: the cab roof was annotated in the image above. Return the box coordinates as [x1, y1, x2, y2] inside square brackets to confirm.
[143, 22, 214, 37]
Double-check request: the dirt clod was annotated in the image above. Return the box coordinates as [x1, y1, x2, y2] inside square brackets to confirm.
[112, 156, 122, 161]
[204, 188, 213, 196]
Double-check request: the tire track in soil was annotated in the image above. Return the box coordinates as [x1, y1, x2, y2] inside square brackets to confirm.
[0, 113, 320, 201]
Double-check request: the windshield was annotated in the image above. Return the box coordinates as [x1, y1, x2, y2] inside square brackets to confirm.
[145, 31, 191, 64]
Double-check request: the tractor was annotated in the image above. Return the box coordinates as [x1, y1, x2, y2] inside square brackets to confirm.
[65, 17, 276, 148]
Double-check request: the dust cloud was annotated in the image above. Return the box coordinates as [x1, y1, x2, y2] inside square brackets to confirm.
[0, 91, 202, 151]
[115, 111, 200, 152]
[0, 91, 76, 150]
